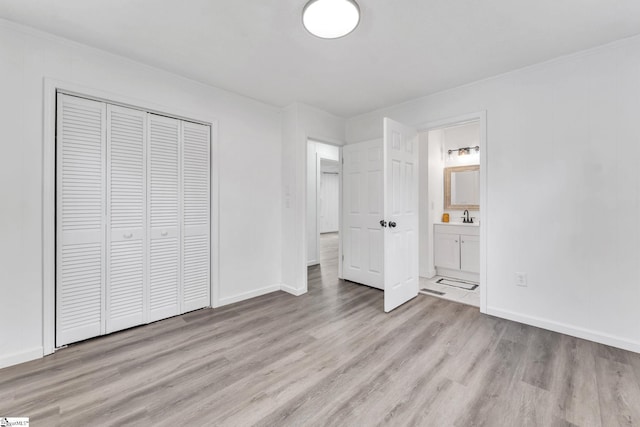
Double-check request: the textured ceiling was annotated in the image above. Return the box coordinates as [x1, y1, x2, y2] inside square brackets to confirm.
[2, 0, 640, 116]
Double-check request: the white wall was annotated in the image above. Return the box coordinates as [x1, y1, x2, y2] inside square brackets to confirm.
[0, 20, 283, 368]
[282, 103, 345, 294]
[307, 141, 340, 265]
[347, 36, 640, 352]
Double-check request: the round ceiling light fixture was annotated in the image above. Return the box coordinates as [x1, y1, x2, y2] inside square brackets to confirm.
[303, 0, 360, 39]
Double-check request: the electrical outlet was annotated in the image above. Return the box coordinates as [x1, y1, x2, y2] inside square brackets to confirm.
[515, 272, 528, 287]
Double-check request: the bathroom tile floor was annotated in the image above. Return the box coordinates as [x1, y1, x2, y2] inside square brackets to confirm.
[419, 276, 480, 308]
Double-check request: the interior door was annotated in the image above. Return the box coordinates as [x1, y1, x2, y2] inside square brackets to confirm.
[106, 104, 147, 333]
[383, 118, 419, 312]
[56, 94, 107, 347]
[148, 114, 181, 322]
[342, 140, 384, 289]
[181, 121, 211, 312]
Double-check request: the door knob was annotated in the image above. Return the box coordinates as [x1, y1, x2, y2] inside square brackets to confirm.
[380, 220, 387, 227]
[123, 233, 133, 239]
[161, 231, 168, 236]
[389, 221, 397, 228]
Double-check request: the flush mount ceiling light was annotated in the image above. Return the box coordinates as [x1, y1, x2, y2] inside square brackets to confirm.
[303, 0, 360, 39]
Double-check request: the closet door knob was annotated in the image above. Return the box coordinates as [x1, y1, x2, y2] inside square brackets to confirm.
[161, 231, 168, 237]
[389, 221, 397, 228]
[123, 233, 133, 239]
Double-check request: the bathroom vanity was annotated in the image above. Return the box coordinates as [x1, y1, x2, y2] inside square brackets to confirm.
[434, 223, 479, 282]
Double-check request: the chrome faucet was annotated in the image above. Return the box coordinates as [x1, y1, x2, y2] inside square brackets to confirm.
[463, 209, 473, 223]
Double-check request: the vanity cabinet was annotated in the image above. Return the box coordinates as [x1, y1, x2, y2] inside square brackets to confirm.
[434, 233, 461, 270]
[460, 235, 480, 273]
[434, 224, 480, 281]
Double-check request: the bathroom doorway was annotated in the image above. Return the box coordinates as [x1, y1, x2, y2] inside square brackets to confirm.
[418, 113, 486, 310]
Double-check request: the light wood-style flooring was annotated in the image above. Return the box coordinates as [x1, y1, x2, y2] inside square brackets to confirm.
[1, 232, 640, 426]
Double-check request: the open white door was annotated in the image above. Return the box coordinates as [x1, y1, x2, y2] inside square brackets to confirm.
[342, 140, 384, 289]
[383, 118, 419, 312]
[341, 118, 418, 311]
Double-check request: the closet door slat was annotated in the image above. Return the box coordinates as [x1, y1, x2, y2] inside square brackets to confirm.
[106, 105, 147, 333]
[148, 114, 181, 322]
[56, 94, 106, 347]
[182, 122, 211, 312]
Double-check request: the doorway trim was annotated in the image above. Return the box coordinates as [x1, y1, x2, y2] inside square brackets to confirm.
[417, 111, 488, 313]
[43, 78, 220, 356]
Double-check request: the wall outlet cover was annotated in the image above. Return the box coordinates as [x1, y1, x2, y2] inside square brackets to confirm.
[515, 272, 528, 287]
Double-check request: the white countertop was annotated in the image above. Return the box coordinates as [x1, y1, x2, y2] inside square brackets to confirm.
[437, 221, 479, 227]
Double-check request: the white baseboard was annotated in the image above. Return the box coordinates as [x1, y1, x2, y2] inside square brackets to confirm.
[487, 306, 640, 354]
[281, 284, 307, 296]
[0, 346, 43, 369]
[419, 270, 437, 279]
[436, 267, 479, 283]
[217, 284, 281, 307]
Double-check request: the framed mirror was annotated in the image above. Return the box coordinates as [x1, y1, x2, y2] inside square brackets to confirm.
[444, 165, 480, 210]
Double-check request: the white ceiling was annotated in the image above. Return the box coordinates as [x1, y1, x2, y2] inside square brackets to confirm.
[2, 1, 640, 117]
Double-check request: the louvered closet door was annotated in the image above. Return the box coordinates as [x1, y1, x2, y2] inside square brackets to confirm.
[56, 94, 106, 347]
[106, 105, 147, 333]
[148, 114, 181, 322]
[181, 122, 211, 312]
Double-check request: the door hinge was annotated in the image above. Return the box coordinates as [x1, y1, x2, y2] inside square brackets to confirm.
[342, 254, 344, 261]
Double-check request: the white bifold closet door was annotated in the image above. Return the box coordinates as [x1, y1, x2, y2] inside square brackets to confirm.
[181, 122, 211, 312]
[56, 95, 107, 346]
[56, 94, 211, 347]
[148, 114, 181, 322]
[106, 105, 147, 333]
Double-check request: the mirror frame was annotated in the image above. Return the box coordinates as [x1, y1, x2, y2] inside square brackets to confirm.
[444, 165, 480, 211]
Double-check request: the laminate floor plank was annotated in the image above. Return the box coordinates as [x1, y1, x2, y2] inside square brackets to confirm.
[521, 327, 563, 391]
[595, 356, 640, 427]
[550, 336, 602, 427]
[453, 337, 528, 427]
[440, 314, 508, 387]
[1, 232, 640, 426]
